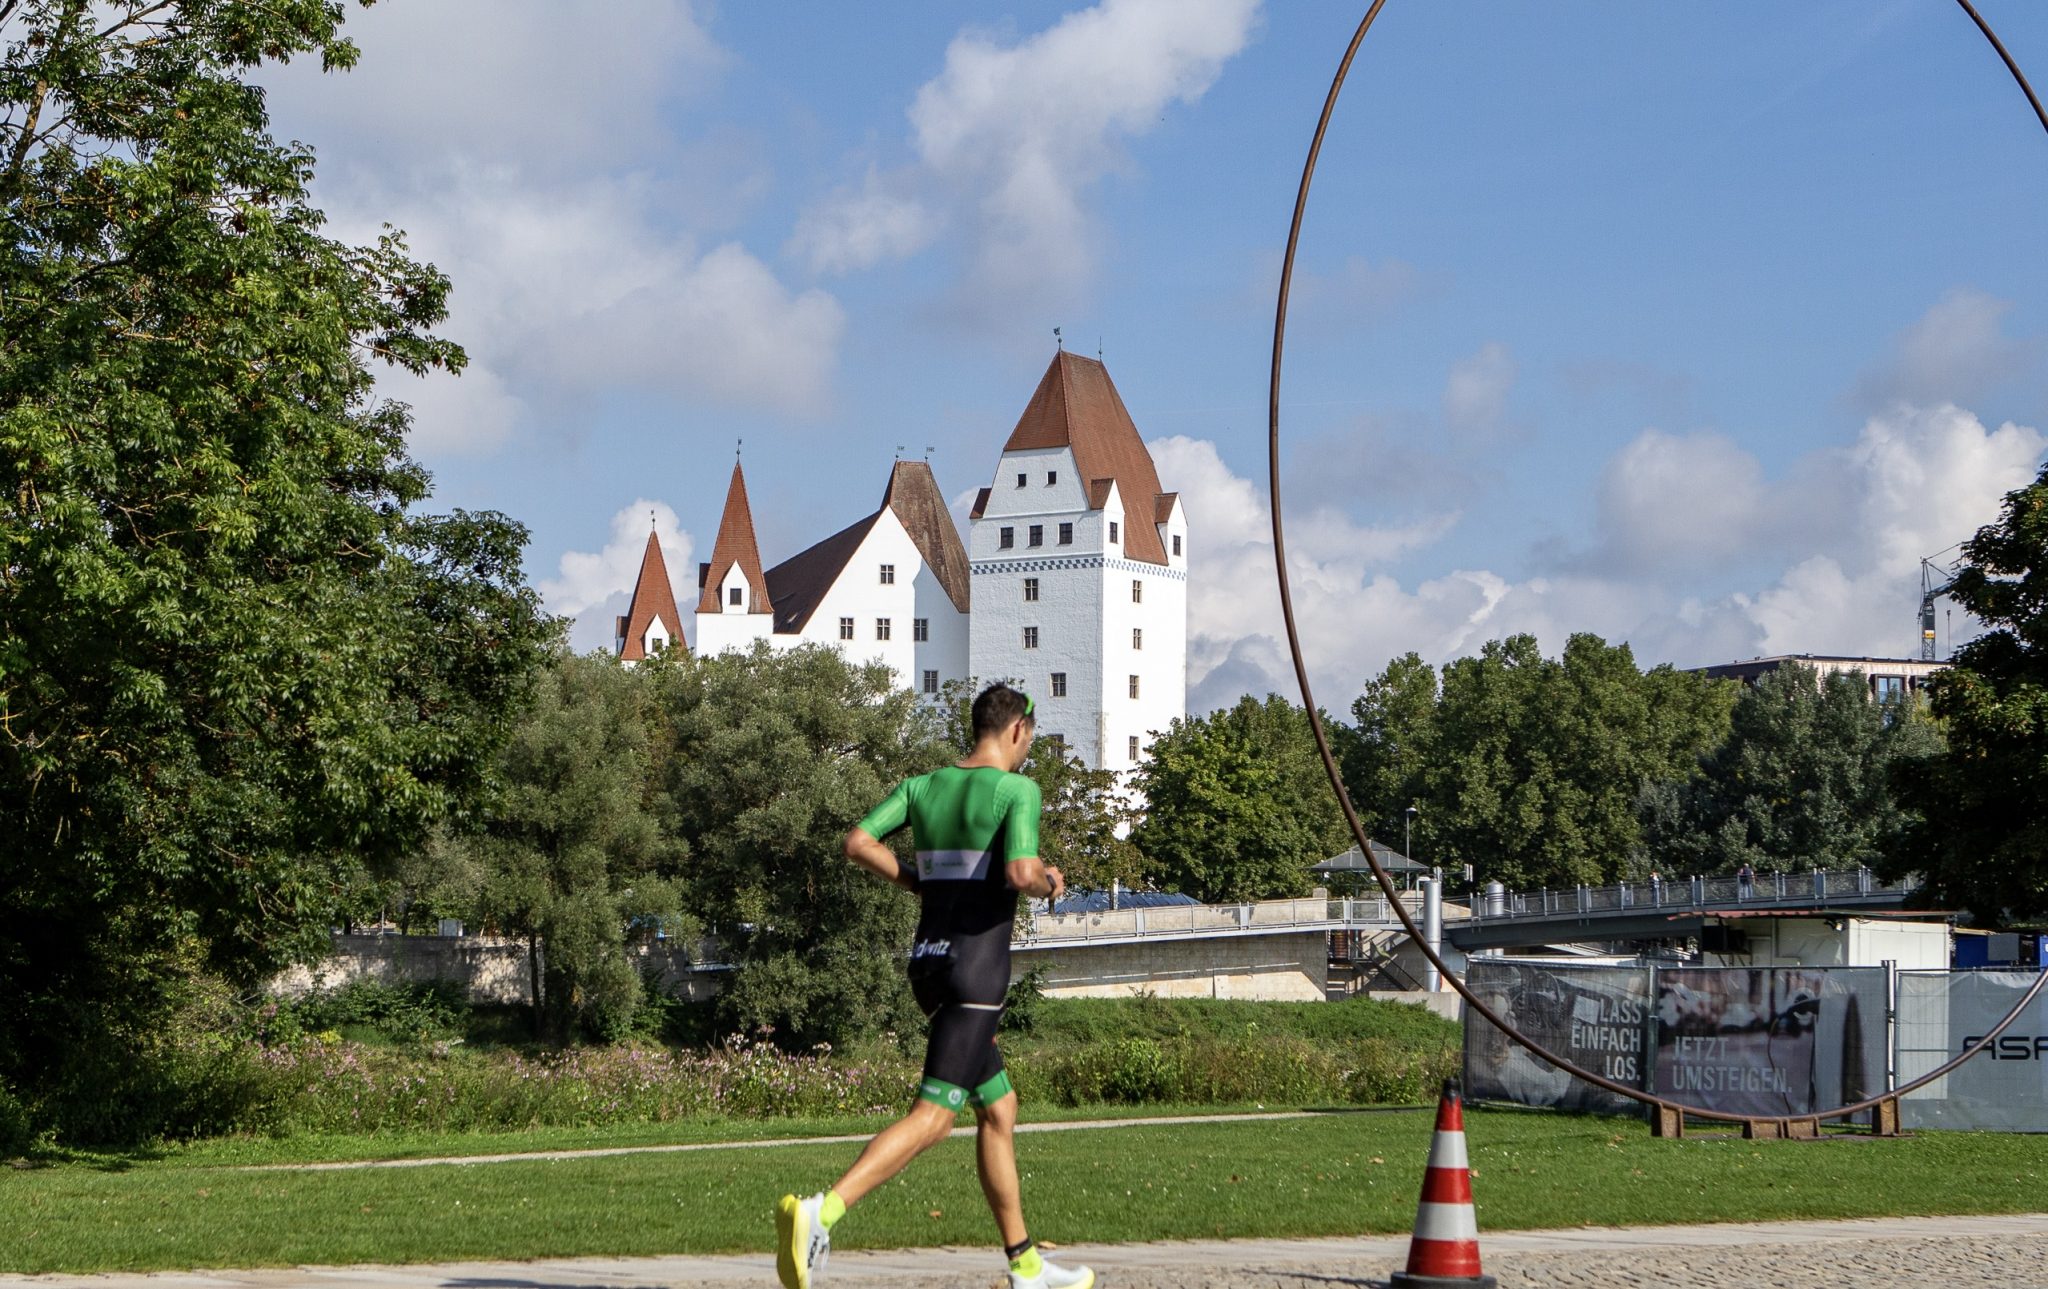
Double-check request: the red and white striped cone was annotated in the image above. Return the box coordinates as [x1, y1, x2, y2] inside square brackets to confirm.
[1390, 1077, 1496, 1289]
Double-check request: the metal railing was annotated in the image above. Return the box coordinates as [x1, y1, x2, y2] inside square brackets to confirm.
[1016, 892, 1446, 946]
[1466, 866, 1927, 923]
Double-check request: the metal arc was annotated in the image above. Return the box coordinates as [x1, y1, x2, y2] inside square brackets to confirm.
[1267, 0, 2048, 1127]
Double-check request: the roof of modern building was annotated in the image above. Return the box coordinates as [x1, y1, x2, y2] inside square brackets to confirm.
[982, 350, 1173, 566]
[1054, 888, 1202, 914]
[618, 528, 684, 661]
[696, 462, 774, 616]
[1312, 842, 1429, 875]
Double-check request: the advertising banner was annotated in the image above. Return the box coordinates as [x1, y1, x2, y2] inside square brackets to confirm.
[1649, 967, 1887, 1117]
[1897, 970, 2048, 1132]
[1463, 960, 1652, 1117]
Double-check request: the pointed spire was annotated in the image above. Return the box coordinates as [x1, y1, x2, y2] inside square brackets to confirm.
[697, 460, 774, 615]
[881, 459, 970, 613]
[619, 529, 685, 661]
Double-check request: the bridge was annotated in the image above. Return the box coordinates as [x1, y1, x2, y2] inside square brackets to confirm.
[1447, 866, 1934, 950]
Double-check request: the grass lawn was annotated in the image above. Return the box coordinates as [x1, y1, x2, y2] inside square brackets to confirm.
[7, 1106, 2046, 1274]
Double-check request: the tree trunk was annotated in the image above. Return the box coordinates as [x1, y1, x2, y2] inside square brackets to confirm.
[528, 931, 545, 1036]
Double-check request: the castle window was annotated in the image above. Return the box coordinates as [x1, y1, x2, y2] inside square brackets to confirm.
[1023, 577, 1039, 602]
[1129, 735, 1140, 761]
[1057, 522, 1073, 545]
[1129, 674, 1140, 699]
[729, 586, 742, 607]
[913, 618, 929, 642]
[922, 670, 939, 695]
[1132, 579, 1143, 604]
[1051, 672, 1067, 697]
[1024, 626, 1039, 649]
[877, 618, 891, 641]
[1016, 471, 1027, 488]
[1048, 471, 1058, 486]
[1028, 524, 1044, 547]
[1000, 526, 1014, 549]
[1133, 628, 1143, 651]
[879, 564, 895, 585]
[1173, 534, 1183, 557]
[839, 617, 854, 640]
[1109, 521, 1119, 544]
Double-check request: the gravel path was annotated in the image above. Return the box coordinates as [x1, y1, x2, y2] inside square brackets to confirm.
[8, 1214, 2047, 1289]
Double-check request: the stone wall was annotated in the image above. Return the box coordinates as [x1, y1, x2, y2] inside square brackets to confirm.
[1010, 930, 1329, 1001]
[269, 935, 722, 1005]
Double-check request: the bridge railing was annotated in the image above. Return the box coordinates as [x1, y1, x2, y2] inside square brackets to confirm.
[1467, 866, 1926, 923]
[1017, 892, 1443, 945]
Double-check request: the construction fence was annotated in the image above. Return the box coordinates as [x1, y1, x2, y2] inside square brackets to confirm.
[1462, 960, 2048, 1131]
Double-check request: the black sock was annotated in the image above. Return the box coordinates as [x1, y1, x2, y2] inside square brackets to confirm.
[1005, 1236, 1035, 1261]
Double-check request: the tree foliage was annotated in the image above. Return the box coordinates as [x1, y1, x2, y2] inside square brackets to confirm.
[1345, 635, 1735, 889]
[1889, 462, 2048, 923]
[662, 643, 951, 1048]
[0, 1, 550, 1133]
[1133, 695, 1350, 903]
[466, 652, 686, 1042]
[1640, 663, 1942, 875]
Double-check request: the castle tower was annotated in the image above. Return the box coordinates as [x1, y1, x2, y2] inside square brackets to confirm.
[615, 526, 686, 663]
[694, 461, 775, 656]
[967, 352, 1187, 771]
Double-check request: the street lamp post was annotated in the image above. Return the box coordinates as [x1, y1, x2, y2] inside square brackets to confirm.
[1403, 805, 1418, 866]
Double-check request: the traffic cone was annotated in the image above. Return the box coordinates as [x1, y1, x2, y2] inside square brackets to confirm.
[1390, 1077, 1496, 1289]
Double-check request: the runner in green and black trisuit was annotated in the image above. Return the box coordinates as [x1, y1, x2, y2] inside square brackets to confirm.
[776, 683, 1093, 1289]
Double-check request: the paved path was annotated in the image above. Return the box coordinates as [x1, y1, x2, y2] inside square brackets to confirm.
[8, 1213, 2047, 1289]
[234, 1112, 1331, 1172]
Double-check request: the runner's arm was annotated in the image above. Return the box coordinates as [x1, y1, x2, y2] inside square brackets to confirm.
[1006, 856, 1064, 902]
[997, 776, 1062, 900]
[844, 827, 920, 893]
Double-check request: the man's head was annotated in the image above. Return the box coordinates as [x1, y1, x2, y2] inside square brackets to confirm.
[971, 683, 1035, 770]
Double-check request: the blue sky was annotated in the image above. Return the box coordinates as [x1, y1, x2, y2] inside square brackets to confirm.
[262, 1, 2048, 712]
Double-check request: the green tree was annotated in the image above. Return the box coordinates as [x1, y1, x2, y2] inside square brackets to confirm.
[1347, 635, 1735, 890]
[1133, 695, 1349, 903]
[0, 2, 550, 1137]
[467, 652, 685, 1042]
[1643, 664, 1943, 876]
[663, 643, 950, 1049]
[1888, 462, 2048, 922]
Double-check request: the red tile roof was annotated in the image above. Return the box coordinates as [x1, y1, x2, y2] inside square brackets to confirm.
[1004, 351, 1171, 565]
[619, 530, 685, 661]
[881, 460, 970, 613]
[696, 462, 774, 615]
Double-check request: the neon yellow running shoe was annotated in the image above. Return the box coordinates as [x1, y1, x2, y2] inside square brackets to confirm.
[775, 1192, 830, 1289]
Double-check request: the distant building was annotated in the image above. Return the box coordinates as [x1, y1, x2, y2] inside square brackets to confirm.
[694, 458, 972, 695]
[1692, 654, 1948, 704]
[968, 351, 1187, 773]
[614, 526, 686, 664]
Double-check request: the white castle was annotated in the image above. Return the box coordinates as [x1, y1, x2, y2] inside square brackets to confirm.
[616, 351, 1187, 773]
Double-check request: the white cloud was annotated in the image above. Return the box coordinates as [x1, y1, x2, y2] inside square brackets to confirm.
[1168, 398, 2044, 711]
[1854, 288, 2042, 411]
[795, 0, 1259, 304]
[1442, 341, 1517, 440]
[381, 359, 523, 458]
[541, 501, 698, 653]
[261, 3, 844, 443]
[788, 167, 942, 275]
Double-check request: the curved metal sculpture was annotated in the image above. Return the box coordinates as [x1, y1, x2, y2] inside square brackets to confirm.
[1268, 0, 2048, 1130]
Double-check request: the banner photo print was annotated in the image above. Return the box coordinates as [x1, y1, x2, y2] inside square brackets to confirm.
[1650, 967, 1886, 1117]
[1463, 960, 1651, 1117]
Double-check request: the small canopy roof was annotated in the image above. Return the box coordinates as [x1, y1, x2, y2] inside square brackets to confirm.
[1311, 842, 1429, 876]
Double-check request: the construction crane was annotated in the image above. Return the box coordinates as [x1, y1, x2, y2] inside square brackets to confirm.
[1919, 545, 1962, 661]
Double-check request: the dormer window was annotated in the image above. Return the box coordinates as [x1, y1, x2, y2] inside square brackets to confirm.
[1016, 472, 1027, 488]
[1109, 521, 1119, 544]
[1047, 471, 1058, 486]
[1173, 534, 1182, 557]
[728, 586, 742, 607]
